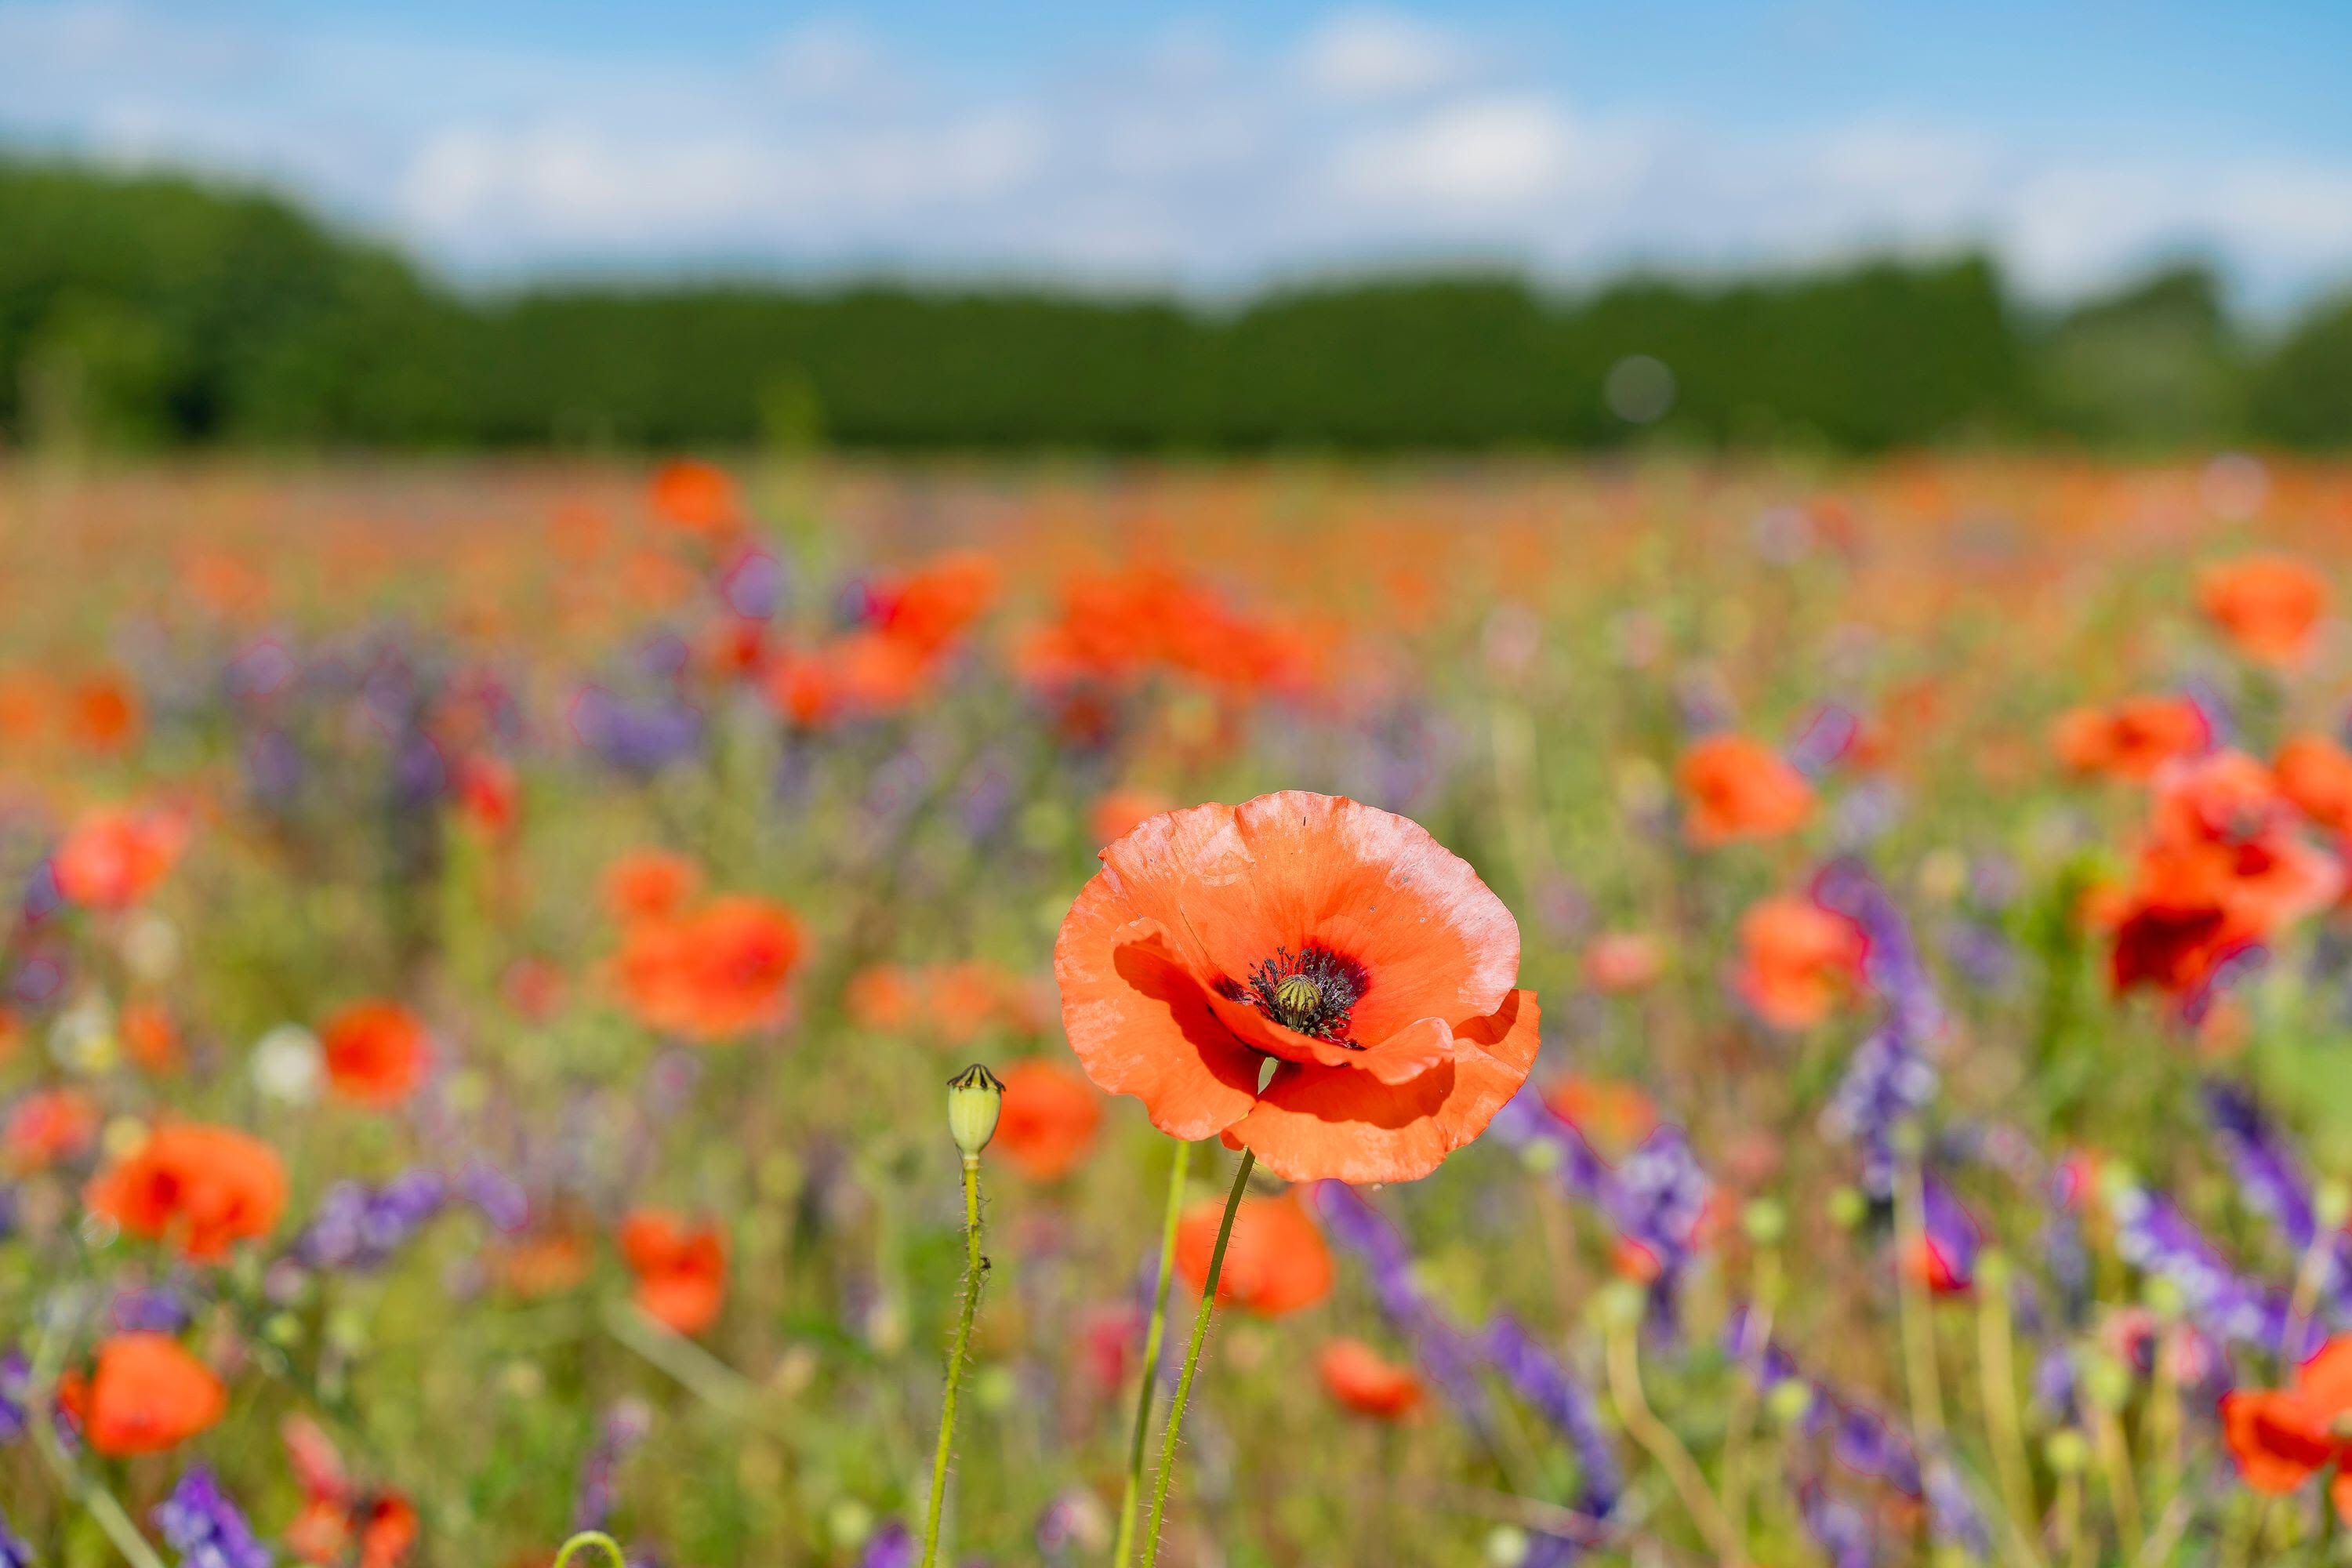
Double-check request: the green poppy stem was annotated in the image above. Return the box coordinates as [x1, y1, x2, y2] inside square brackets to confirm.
[1138, 1147, 1254, 1568]
[1111, 1138, 1193, 1567]
[920, 1152, 986, 1568]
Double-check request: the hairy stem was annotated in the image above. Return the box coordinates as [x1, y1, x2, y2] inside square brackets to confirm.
[1139, 1147, 1255, 1568]
[920, 1154, 987, 1568]
[1113, 1138, 1194, 1567]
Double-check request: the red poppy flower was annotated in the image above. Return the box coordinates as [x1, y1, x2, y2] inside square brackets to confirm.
[2108, 752, 2340, 1002]
[1317, 1338, 1424, 1420]
[1581, 932, 1664, 993]
[648, 459, 741, 535]
[993, 1058, 1104, 1181]
[616, 895, 804, 1041]
[2223, 1335, 2352, 1515]
[69, 674, 141, 753]
[53, 806, 187, 910]
[285, 1416, 419, 1568]
[619, 1209, 728, 1334]
[1677, 735, 1814, 845]
[1174, 1192, 1332, 1316]
[454, 755, 521, 837]
[63, 1334, 226, 1455]
[1734, 896, 1861, 1029]
[321, 1001, 432, 1109]
[2199, 555, 2328, 666]
[4, 1087, 99, 1171]
[2276, 732, 2352, 835]
[2051, 695, 2210, 781]
[87, 1123, 286, 1261]
[1054, 792, 1539, 1184]
[601, 849, 701, 924]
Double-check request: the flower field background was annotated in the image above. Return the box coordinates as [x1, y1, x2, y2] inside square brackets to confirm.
[13, 452, 2352, 1566]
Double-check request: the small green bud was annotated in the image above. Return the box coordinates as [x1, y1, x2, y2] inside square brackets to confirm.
[947, 1063, 1005, 1158]
[2142, 1273, 2184, 1319]
[2045, 1429, 2089, 1475]
[2319, 1179, 2352, 1232]
[2083, 1353, 2130, 1413]
[1827, 1186, 1866, 1230]
[1742, 1197, 1787, 1247]
[1593, 1279, 1646, 1330]
[1976, 1247, 2012, 1290]
[1766, 1377, 1815, 1426]
[1483, 1525, 1530, 1566]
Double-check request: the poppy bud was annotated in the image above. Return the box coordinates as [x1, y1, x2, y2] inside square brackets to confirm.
[946, 1063, 1004, 1160]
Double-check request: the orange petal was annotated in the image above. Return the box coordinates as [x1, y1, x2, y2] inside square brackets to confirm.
[1054, 883, 1259, 1141]
[1232, 989, 1538, 1184]
[1353, 1016, 1456, 1085]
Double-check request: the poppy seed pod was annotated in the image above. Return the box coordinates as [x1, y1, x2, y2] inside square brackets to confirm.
[947, 1064, 1005, 1159]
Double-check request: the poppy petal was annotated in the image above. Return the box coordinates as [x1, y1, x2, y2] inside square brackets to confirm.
[1353, 1015, 1455, 1085]
[1054, 886, 1260, 1141]
[1202, 986, 1363, 1069]
[1231, 989, 1539, 1183]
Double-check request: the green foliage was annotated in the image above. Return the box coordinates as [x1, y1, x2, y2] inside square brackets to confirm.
[5, 158, 2352, 452]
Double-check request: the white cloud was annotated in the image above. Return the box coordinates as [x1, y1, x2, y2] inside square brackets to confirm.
[4, 0, 2352, 304]
[1333, 95, 1582, 209]
[1299, 9, 1480, 103]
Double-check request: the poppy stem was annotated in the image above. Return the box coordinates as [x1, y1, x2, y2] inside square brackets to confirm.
[919, 1152, 987, 1568]
[554, 1531, 628, 1568]
[1112, 1137, 1193, 1568]
[1138, 1146, 1254, 1568]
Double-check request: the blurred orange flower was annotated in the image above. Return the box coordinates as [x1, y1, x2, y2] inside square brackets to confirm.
[2223, 1335, 2352, 1512]
[87, 1123, 287, 1261]
[1317, 1338, 1424, 1420]
[648, 459, 741, 535]
[69, 673, 141, 753]
[2050, 695, 2209, 780]
[2110, 751, 2339, 1001]
[62, 1334, 227, 1456]
[321, 1001, 432, 1109]
[2276, 732, 2352, 835]
[619, 1209, 728, 1334]
[4, 1087, 100, 1171]
[601, 848, 702, 924]
[1174, 1192, 1332, 1316]
[2199, 554, 2328, 666]
[1541, 1076, 1659, 1159]
[1582, 931, 1665, 993]
[617, 895, 804, 1041]
[1055, 791, 1538, 1184]
[53, 805, 187, 910]
[1735, 895, 1861, 1029]
[1677, 735, 1814, 845]
[993, 1058, 1104, 1181]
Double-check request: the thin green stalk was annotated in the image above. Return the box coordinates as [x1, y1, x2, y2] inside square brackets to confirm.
[1973, 1262, 2045, 1568]
[1604, 1309, 1745, 1567]
[1139, 1148, 1255, 1568]
[1112, 1138, 1194, 1567]
[554, 1532, 628, 1568]
[920, 1154, 987, 1568]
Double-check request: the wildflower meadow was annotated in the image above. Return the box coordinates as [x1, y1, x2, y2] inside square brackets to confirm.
[13, 451, 2352, 1568]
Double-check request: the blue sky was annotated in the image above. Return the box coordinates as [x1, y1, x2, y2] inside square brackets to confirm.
[6, 0, 2352, 303]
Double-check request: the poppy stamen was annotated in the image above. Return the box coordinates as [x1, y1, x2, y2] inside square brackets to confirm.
[1231, 945, 1367, 1045]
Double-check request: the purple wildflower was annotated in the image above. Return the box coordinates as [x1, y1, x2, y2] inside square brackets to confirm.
[1479, 1316, 1621, 1518]
[858, 1522, 916, 1568]
[1797, 1483, 1873, 1568]
[108, 1287, 193, 1334]
[152, 1465, 272, 1568]
[1787, 703, 1860, 778]
[720, 550, 787, 620]
[2107, 1180, 2309, 1354]
[569, 685, 703, 775]
[2203, 1080, 2352, 1309]
[574, 1399, 652, 1532]
[295, 1172, 448, 1271]
[0, 1351, 27, 1444]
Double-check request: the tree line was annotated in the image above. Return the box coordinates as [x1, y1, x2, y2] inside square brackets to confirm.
[5, 158, 2350, 454]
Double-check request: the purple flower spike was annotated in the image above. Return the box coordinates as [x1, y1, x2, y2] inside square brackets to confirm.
[152, 1465, 272, 1568]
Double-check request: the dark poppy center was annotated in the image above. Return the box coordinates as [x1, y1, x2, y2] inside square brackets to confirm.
[1226, 944, 1367, 1045]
